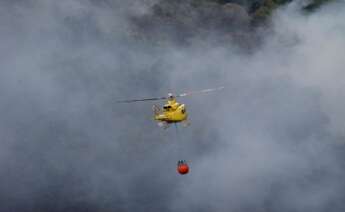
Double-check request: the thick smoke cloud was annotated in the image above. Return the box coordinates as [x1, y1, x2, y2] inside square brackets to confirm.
[0, 0, 344, 211]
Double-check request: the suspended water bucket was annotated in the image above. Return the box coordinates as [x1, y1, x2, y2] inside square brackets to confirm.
[177, 160, 189, 175]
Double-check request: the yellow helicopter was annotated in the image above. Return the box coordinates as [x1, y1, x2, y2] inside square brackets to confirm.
[117, 86, 224, 129]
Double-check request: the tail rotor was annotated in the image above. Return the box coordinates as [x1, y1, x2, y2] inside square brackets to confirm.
[152, 104, 161, 115]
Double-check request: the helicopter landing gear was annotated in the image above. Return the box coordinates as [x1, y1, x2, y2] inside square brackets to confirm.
[157, 121, 169, 129]
[182, 120, 190, 127]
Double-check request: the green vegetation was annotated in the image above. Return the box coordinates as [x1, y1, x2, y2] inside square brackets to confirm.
[303, 0, 336, 11]
[250, 0, 335, 22]
[130, 0, 337, 47]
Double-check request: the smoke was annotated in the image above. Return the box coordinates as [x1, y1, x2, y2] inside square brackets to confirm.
[0, 0, 344, 211]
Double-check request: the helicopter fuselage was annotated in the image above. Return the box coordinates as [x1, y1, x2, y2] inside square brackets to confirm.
[153, 99, 188, 123]
[117, 87, 224, 129]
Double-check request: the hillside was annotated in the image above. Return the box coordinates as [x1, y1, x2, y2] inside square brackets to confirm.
[129, 0, 335, 47]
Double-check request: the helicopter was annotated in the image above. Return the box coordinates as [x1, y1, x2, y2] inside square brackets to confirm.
[117, 86, 224, 129]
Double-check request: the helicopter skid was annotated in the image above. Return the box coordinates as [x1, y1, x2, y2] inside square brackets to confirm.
[157, 121, 169, 129]
[157, 120, 190, 129]
[182, 120, 191, 127]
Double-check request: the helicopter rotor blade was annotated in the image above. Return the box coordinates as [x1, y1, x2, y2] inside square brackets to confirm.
[116, 86, 224, 103]
[177, 86, 224, 97]
[116, 96, 167, 103]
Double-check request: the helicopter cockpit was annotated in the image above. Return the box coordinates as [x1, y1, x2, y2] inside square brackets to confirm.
[162, 93, 174, 111]
[163, 104, 172, 111]
[163, 93, 181, 111]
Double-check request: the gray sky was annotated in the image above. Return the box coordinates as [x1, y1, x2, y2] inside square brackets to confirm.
[0, 0, 344, 211]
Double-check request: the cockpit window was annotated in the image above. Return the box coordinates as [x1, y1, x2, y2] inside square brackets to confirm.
[163, 105, 172, 110]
